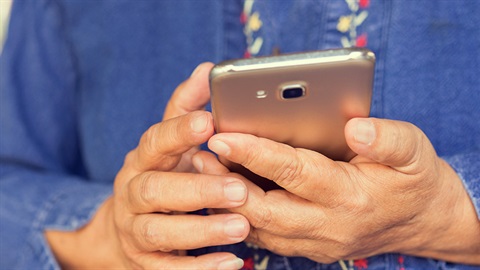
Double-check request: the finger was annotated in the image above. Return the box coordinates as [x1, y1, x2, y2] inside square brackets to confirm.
[128, 110, 214, 172]
[190, 160, 331, 240]
[230, 187, 326, 238]
[208, 133, 353, 202]
[139, 252, 244, 270]
[129, 213, 249, 252]
[124, 171, 247, 213]
[344, 118, 437, 174]
[192, 150, 230, 175]
[163, 62, 214, 120]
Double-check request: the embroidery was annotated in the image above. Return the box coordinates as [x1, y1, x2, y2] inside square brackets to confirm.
[398, 255, 406, 270]
[337, 0, 370, 47]
[254, 253, 270, 270]
[241, 242, 270, 270]
[354, 258, 369, 269]
[241, 0, 264, 58]
[239, 2, 374, 269]
[339, 258, 369, 270]
[339, 259, 351, 270]
[243, 257, 255, 270]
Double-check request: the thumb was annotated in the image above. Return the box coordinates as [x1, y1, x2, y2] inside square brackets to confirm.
[344, 118, 437, 173]
[163, 62, 214, 120]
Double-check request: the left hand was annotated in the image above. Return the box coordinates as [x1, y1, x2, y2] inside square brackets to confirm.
[194, 118, 480, 264]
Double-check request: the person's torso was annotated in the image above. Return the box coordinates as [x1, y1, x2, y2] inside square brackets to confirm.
[60, 1, 480, 269]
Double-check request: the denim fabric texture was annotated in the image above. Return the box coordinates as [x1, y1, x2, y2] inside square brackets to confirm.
[0, 0, 479, 269]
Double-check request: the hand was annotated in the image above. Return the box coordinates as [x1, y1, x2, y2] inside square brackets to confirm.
[199, 117, 480, 264]
[46, 63, 249, 269]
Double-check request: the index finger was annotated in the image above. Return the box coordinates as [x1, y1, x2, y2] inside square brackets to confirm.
[124, 171, 247, 213]
[127, 111, 214, 173]
[208, 133, 355, 203]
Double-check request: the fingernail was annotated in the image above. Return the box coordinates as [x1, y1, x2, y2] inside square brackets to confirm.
[354, 119, 376, 145]
[192, 155, 204, 173]
[190, 64, 202, 78]
[209, 140, 231, 156]
[191, 114, 208, 133]
[217, 257, 244, 270]
[224, 179, 246, 202]
[224, 218, 246, 238]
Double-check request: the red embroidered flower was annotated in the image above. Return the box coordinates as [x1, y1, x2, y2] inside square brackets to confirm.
[359, 0, 370, 9]
[398, 255, 406, 270]
[242, 257, 254, 270]
[356, 33, 368, 47]
[240, 12, 247, 24]
[354, 258, 369, 269]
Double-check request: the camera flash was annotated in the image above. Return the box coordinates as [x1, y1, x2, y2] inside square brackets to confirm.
[256, 90, 267, 98]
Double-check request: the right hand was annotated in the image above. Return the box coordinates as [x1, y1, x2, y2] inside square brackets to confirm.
[46, 63, 249, 269]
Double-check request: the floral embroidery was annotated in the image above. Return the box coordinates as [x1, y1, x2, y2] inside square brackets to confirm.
[339, 258, 369, 270]
[242, 242, 270, 270]
[239, 2, 374, 269]
[242, 257, 254, 270]
[254, 253, 270, 269]
[354, 258, 369, 269]
[337, 0, 370, 47]
[241, 0, 263, 58]
[398, 255, 406, 270]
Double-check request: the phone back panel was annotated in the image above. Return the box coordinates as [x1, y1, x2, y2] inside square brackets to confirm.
[210, 48, 375, 161]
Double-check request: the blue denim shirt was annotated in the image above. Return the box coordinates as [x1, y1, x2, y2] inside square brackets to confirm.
[0, 0, 479, 269]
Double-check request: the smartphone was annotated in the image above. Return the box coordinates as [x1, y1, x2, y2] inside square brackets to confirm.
[209, 48, 375, 189]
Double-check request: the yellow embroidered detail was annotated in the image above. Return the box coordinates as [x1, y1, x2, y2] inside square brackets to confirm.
[337, 15, 353, 33]
[243, 0, 264, 57]
[338, 0, 369, 47]
[249, 12, 263, 32]
[255, 255, 270, 270]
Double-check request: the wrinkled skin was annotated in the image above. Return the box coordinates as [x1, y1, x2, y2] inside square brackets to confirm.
[46, 63, 248, 270]
[196, 117, 480, 264]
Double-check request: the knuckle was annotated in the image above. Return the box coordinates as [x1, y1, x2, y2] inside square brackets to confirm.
[142, 125, 160, 157]
[137, 173, 163, 210]
[250, 205, 273, 230]
[136, 217, 172, 252]
[275, 156, 299, 184]
[325, 164, 372, 211]
[381, 121, 431, 169]
[354, 193, 372, 214]
[334, 231, 363, 258]
[273, 155, 303, 188]
[241, 138, 264, 169]
[340, 191, 372, 214]
[140, 219, 159, 248]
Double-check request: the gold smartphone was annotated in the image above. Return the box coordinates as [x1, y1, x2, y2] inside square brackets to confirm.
[209, 48, 375, 189]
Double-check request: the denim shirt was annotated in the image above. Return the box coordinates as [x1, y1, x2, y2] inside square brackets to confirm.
[0, 0, 479, 269]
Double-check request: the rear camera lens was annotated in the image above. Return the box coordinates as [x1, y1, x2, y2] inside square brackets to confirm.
[282, 86, 305, 99]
